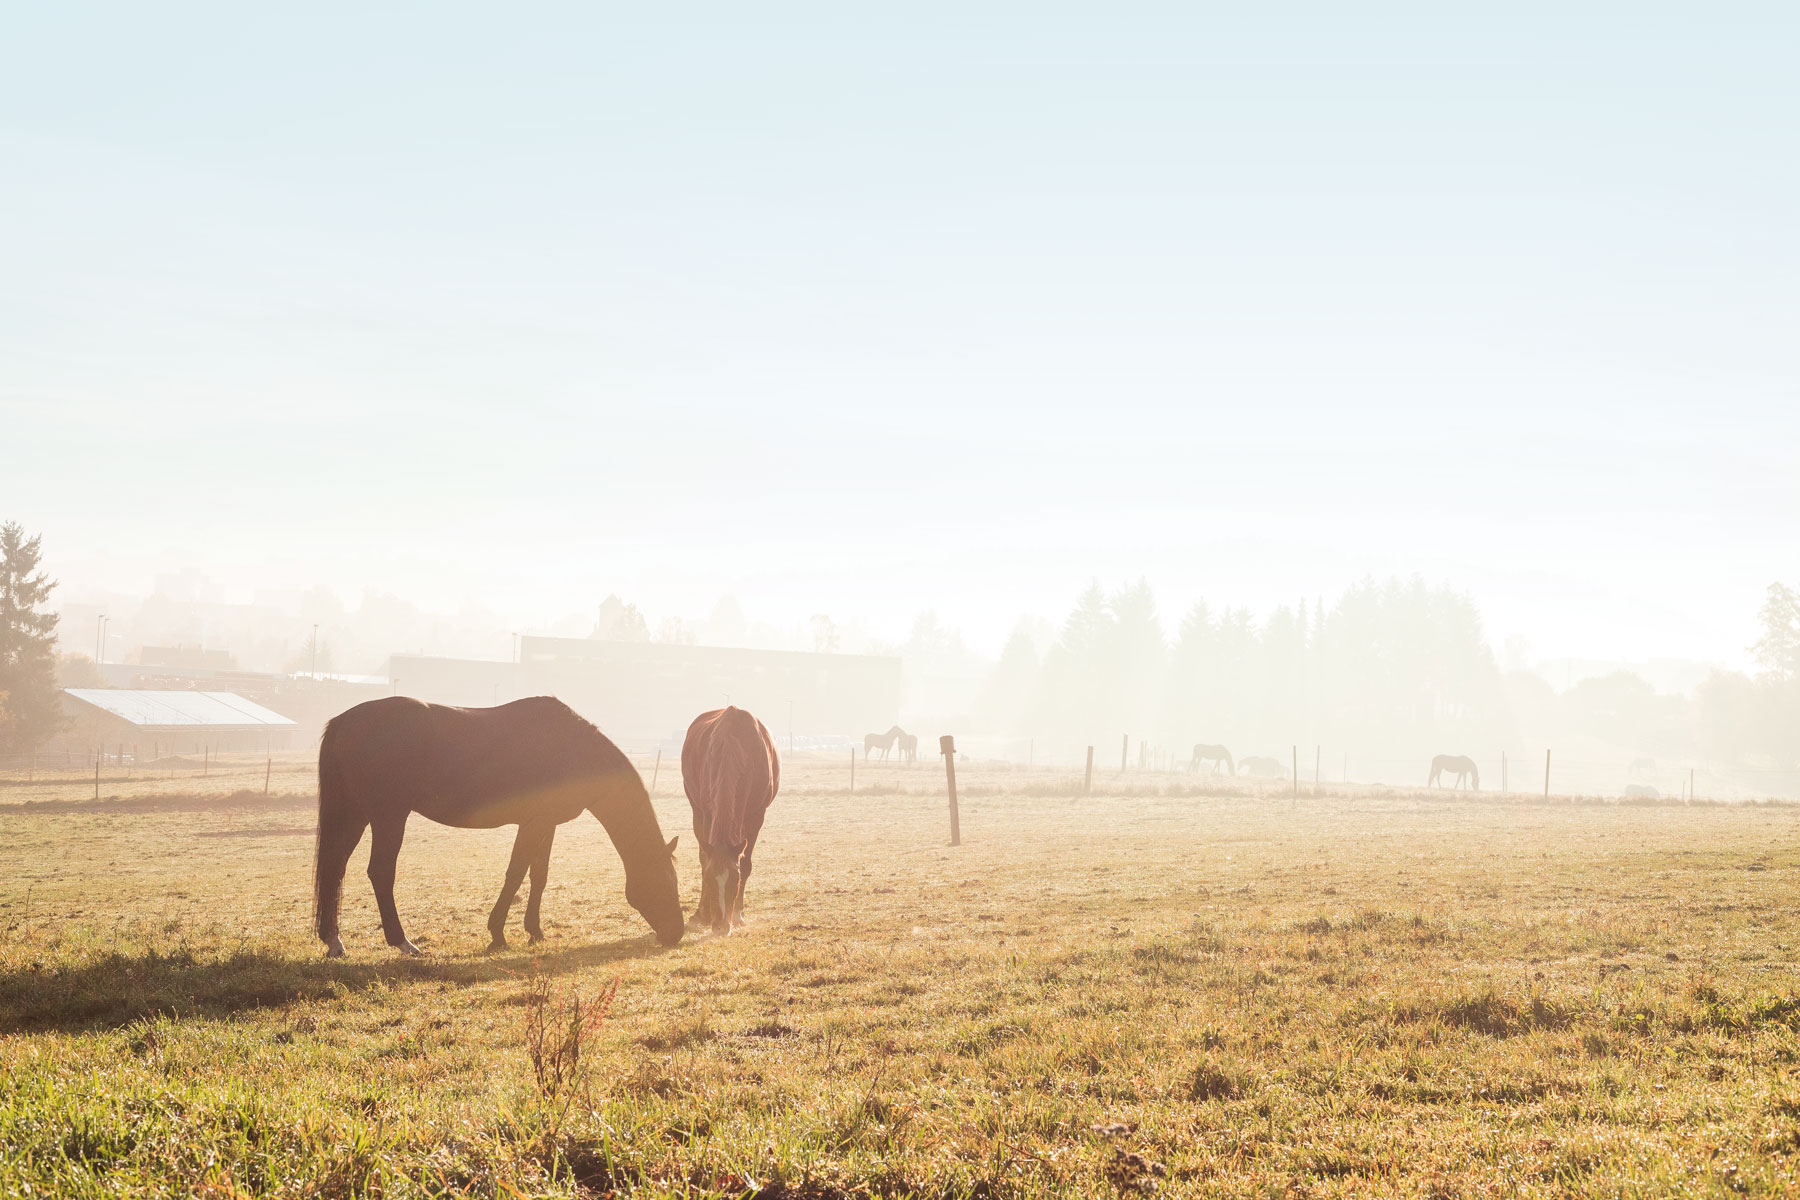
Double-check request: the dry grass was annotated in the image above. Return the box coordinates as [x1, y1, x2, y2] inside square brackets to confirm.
[3, 753, 1800, 1196]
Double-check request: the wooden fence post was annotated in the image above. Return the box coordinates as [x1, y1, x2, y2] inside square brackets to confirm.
[1544, 749, 1551, 799]
[1084, 746, 1094, 795]
[940, 735, 960, 846]
[650, 749, 661, 796]
[94, 757, 101, 801]
[265, 756, 272, 796]
[1120, 734, 1128, 773]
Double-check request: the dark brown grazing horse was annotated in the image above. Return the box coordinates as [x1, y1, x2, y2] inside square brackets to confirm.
[314, 696, 683, 957]
[682, 706, 780, 934]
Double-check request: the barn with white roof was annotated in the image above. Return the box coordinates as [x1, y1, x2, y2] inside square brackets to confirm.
[60, 689, 300, 757]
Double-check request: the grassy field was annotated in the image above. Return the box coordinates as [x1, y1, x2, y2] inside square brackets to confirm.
[4, 753, 1800, 1198]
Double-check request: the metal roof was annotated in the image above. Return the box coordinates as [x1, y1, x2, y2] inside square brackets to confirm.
[63, 689, 298, 729]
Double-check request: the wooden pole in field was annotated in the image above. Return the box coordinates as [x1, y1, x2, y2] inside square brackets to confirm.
[650, 749, 661, 796]
[940, 735, 960, 846]
[204, 744, 209, 777]
[1544, 749, 1551, 799]
[1084, 746, 1094, 795]
[1690, 767, 1695, 802]
[1120, 734, 1128, 773]
[264, 756, 272, 795]
[94, 758, 100, 801]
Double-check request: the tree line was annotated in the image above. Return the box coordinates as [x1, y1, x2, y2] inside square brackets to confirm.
[962, 577, 1800, 775]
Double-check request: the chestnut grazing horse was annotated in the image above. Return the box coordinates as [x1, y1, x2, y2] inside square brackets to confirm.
[313, 696, 683, 957]
[682, 706, 780, 934]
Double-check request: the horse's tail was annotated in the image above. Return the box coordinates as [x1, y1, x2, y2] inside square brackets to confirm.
[312, 718, 363, 943]
[705, 708, 771, 850]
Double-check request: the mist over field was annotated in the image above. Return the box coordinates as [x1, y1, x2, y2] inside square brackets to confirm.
[5, 5, 1800, 1197]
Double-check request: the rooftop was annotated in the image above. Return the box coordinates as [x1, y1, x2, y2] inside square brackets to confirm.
[63, 689, 298, 729]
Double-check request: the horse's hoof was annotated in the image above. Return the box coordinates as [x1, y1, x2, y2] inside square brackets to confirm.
[324, 939, 346, 959]
[485, 938, 507, 954]
[392, 939, 423, 957]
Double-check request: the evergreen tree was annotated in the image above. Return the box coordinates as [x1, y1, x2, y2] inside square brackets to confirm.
[0, 522, 65, 756]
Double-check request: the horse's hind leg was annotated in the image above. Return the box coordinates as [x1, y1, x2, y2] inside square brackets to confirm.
[317, 815, 369, 958]
[487, 822, 540, 951]
[523, 825, 556, 944]
[367, 812, 421, 956]
[692, 843, 721, 929]
[733, 826, 762, 928]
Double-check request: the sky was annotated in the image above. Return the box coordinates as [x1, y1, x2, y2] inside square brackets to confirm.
[4, 3, 1796, 666]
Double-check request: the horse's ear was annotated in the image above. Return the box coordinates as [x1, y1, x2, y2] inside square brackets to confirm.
[666, 836, 679, 855]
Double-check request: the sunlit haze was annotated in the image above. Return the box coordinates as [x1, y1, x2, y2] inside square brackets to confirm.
[6, 4, 1796, 668]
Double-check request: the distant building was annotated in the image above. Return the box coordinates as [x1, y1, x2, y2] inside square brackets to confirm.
[59, 689, 300, 756]
[387, 637, 901, 743]
[139, 645, 238, 671]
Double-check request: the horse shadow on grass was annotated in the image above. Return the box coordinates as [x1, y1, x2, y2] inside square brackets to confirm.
[0, 934, 672, 1035]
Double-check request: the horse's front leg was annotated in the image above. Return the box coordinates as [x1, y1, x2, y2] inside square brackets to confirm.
[522, 824, 557, 944]
[487, 822, 539, 952]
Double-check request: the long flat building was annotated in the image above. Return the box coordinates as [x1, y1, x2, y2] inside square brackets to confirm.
[388, 637, 900, 743]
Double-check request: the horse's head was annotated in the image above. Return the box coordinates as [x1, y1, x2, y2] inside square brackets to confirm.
[624, 834, 685, 946]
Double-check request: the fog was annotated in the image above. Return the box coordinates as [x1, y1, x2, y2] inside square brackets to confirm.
[6, 7, 1797, 792]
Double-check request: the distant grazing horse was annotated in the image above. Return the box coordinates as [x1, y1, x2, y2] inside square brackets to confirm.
[1239, 755, 1285, 779]
[1428, 754, 1479, 790]
[313, 696, 683, 958]
[1190, 743, 1235, 776]
[864, 726, 905, 761]
[896, 732, 918, 764]
[682, 706, 780, 934]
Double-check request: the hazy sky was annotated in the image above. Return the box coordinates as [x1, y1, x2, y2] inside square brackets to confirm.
[5, 4, 1795, 665]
